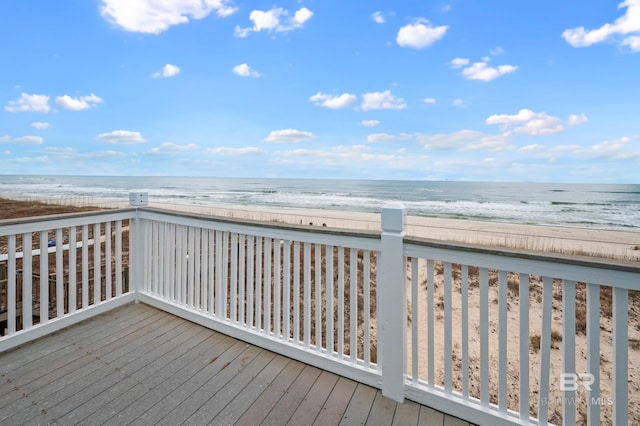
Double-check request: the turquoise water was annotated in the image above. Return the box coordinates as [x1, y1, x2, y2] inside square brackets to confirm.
[1, 175, 639, 230]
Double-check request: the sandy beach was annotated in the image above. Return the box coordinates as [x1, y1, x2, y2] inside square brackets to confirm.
[1, 197, 639, 424]
[141, 200, 640, 262]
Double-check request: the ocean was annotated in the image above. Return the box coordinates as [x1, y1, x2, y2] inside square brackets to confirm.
[1, 175, 639, 231]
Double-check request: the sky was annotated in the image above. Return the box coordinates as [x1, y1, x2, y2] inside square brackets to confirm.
[1, 0, 639, 183]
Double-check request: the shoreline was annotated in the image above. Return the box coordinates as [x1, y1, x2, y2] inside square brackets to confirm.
[144, 201, 640, 262]
[2, 195, 639, 261]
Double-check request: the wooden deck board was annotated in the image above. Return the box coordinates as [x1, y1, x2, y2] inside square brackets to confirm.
[0, 306, 169, 420]
[288, 370, 339, 425]
[0, 303, 473, 426]
[11, 314, 185, 424]
[0, 304, 158, 391]
[83, 328, 223, 425]
[210, 356, 290, 425]
[391, 399, 422, 426]
[339, 383, 377, 426]
[261, 364, 322, 425]
[104, 335, 239, 425]
[131, 340, 254, 425]
[58, 320, 209, 424]
[313, 376, 358, 426]
[182, 350, 279, 425]
[234, 358, 306, 426]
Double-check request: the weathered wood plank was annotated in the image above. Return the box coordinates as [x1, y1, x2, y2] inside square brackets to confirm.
[366, 390, 397, 425]
[339, 383, 377, 426]
[443, 415, 471, 426]
[0, 306, 167, 393]
[58, 323, 213, 424]
[103, 335, 240, 425]
[0, 303, 153, 373]
[261, 364, 322, 425]
[82, 329, 225, 425]
[312, 376, 357, 425]
[0, 307, 169, 417]
[0, 303, 458, 426]
[210, 356, 290, 425]
[418, 405, 444, 426]
[391, 400, 421, 426]
[7, 314, 186, 424]
[288, 370, 339, 425]
[128, 341, 255, 425]
[181, 351, 278, 425]
[234, 359, 306, 426]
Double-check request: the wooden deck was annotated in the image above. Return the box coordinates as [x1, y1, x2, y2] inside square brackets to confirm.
[0, 303, 472, 426]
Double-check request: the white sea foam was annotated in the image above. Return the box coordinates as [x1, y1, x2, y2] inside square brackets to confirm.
[1, 176, 638, 230]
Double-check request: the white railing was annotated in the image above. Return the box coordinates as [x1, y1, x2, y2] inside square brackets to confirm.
[402, 238, 638, 426]
[1, 198, 638, 426]
[134, 208, 383, 389]
[0, 209, 137, 351]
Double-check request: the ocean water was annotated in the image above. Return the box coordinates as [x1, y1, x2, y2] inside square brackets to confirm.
[1, 175, 639, 231]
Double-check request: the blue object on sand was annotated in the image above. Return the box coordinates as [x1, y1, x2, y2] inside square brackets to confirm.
[48, 240, 56, 247]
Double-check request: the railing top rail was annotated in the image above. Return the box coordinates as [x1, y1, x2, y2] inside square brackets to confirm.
[405, 235, 640, 274]
[138, 207, 382, 249]
[0, 208, 137, 236]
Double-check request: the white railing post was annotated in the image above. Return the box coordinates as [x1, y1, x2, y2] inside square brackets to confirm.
[379, 203, 407, 402]
[129, 192, 149, 300]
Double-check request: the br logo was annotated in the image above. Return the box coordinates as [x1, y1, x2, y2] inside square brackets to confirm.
[560, 373, 595, 391]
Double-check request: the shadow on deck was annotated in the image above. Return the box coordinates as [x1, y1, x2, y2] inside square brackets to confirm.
[0, 303, 472, 426]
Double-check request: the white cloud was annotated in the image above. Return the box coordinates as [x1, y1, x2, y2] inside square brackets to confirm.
[486, 109, 564, 135]
[309, 92, 357, 109]
[207, 147, 263, 155]
[562, 0, 640, 50]
[234, 7, 313, 37]
[516, 136, 640, 161]
[265, 129, 314, 143]
[31, 122, 50, 129]
[460, 61, 518, 81]
[367, 133, 412, 143]
[43, 147, 77, 154]
[517, 144, 546, 153]
[397, 18, 448, 49]
[293, 7, 313, 26]
[80, 150, 127, 159]
[0, 135, 10, 142]
[568, 113, 589, 125]
[101, 0, 237, 34]
[591, 136, 636, 158]
[5, 93, 50, 113]
[490, 47, 505, 55]
[371, 12, 385, 24]
[148, 142, 198, 154]
[13, 136, 44, 145]
[360, 120, 380, 127]
[450, 57, 470, 68]
[55, 94, 103, 110]
[416, 130, 513, 152]
[361, 90, 407, 111]
[153, 64, 180, 78]
[97, 130, 146, 144]
[367, 133, 397, 143]
[232, 63, 261, 77]
[622, 35, 640, 51]
[277, 145, 430, 170]
[452, 98, 465, 106]
[424, 97, 436, 104]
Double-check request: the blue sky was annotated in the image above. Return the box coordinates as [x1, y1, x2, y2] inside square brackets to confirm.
[1, 0, 639, 182]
